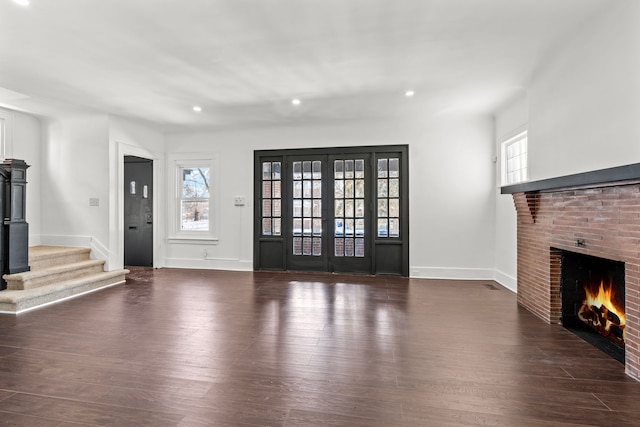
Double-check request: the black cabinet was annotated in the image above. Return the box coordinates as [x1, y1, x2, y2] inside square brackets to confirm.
[0, 159, 30, 289]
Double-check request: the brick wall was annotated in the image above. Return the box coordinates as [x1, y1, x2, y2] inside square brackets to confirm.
[513, 184, 640, 380]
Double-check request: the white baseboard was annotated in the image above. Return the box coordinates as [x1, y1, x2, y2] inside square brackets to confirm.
[164, 257, 253, 271]
[410, 266, 495, 281]
[494, 269, 517, 293]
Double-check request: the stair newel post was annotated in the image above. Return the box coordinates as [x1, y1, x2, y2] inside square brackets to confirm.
[0, 159, 30, 290]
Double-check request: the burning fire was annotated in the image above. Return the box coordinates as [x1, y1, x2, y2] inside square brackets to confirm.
[578, 280, 625, 344]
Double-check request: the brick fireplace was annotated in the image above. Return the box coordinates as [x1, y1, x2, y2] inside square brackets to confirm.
[504, 164, 640, 381]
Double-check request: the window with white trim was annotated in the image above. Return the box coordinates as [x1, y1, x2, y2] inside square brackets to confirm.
[502, 131, 528, 185]
[179, 166, 210, 231]
[169, 154, 218, 243]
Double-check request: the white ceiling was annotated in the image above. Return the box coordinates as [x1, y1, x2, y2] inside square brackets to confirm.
[0, 0, 610, 132]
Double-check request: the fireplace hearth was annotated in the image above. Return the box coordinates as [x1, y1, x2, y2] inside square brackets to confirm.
[561, 251, 625, 362]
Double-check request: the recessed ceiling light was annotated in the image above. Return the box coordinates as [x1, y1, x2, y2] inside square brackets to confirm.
[291, 99, 301, 106]
[405, 90, 415, 97]
[13, 0, 30, 6]
[192, 106, 202, 112]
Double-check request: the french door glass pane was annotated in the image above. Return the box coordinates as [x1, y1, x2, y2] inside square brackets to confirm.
[261, 161, 281, 236]
[334, 158, 365, 257]
[377, 157, 400, 238]
[293, 159, 321, 256]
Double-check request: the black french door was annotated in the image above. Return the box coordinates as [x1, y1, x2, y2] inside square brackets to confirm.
[254, 146, 408, 276]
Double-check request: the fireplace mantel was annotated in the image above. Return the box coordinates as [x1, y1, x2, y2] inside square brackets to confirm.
[501, 163, 640, 194]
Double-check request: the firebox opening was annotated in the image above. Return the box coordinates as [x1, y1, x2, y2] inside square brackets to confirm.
[560, 250, 625, 363]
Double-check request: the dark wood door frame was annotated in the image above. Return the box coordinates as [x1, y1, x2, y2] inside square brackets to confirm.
[254, 145, 409, 276]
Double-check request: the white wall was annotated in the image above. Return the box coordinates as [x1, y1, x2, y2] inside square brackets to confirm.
[40, 113, 111, 258]
[0, 107, 42, 245]
[528, 0, 640, 181]
[493, 95, 528, 292]
[165, 113, 497, 278]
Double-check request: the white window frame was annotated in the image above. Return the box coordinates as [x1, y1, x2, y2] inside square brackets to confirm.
[167, 154, 219, 244]
[501, 130, 528, 186]
[0, 108, 13, 160]
[0, 118, 4, 160]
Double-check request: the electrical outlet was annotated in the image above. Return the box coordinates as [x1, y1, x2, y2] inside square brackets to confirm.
[89, 198, 99, 207]
[234, 196, 245, 206]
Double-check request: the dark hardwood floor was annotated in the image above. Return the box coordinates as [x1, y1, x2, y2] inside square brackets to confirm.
[1, 269, 640, 426]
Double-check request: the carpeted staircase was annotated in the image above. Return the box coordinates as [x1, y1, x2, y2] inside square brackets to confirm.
[0, 246, 129, 314]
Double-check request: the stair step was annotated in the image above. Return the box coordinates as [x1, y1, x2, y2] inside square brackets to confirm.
[0, 270, 129, 314]
[4, 259, 106, 290]
[28, 246, 91, 271]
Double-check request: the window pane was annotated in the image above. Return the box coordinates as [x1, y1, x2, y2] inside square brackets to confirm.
[345, 199, 354, 218]
[313, 237, 322, 256]
[345, 219, 354, 236]
[378, 159, 388, 178]
[389, 218, 399, 238]
[293, 237, 302, 255]
[262, 162, 271, 180]
[303, 161, 312, 179]
[334, 160, 344, 179]
[345, 180, 354, 198]
[272, 162, 281, 180]
[313, 199, 322, 217]
[293, 199, 302, 217]
[313, 180, 322, 198]
[378, 219, 388, 237]
[262, 218, 272, 235]
[335, 219, 344, 236]
[378, 179, 388, 197]
[312, 161, 321, 179]
[355, 218, 365, 237]
[389, 158, 399, 178]
[303, 218, 312, 235]
[303, 237, 312, 255]
[293, 218, 302, 235]
[345, 160, 354, 179]
[355, 159, 364, 178]
[355, 179, 364, 198]
[181, 200, 209, 231]
[293, 161, 302, 180]
[345, 238, 354, 256]
[335, 200, 344, 217]
[293, 181, 302, 198]
[182, 168, 210, 198]
[355, 238, 365, 257]
[355, 199, 364, 217]
[303, 180, 312, 198]
[378, 199, 388, 217]
[262, 181, 271, 198]
[334, 180, 344, 198]
[389, 199, 399, 217]
[273, 199, 281, 217]
[389, 179, 399, 197]
[262, 199, 272, 217]
[272, 180, 281, 198]
[273, 218, 281, 236]
[335, 239, 344, 257]
[313, 218, 322, 235]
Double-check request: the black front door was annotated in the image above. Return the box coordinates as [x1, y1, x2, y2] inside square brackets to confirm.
[124, 156, 153, 267]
